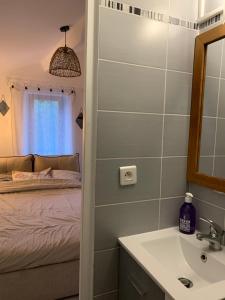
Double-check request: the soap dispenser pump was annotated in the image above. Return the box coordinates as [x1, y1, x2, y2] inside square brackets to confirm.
[179, 192, 196, 234]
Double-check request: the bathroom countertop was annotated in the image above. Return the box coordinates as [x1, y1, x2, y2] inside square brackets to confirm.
[119, 227, 225, 300]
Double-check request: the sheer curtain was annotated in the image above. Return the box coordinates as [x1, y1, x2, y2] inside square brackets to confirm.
[11, 87, 75, 155]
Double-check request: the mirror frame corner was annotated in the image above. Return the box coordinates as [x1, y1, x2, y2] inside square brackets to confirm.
[187, 23, 225, 193]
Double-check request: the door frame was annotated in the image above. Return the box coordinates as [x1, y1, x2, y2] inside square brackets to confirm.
[79, 1, 99, 299]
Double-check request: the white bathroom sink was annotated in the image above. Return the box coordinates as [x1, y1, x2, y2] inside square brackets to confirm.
[119, 227, 225, 300]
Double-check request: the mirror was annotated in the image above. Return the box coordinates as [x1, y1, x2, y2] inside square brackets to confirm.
[188, 24, 225, 192]
[199, 39, 225, 177]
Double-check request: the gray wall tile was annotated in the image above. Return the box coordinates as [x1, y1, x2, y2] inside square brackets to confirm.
[167, 25, 196, 73]
[99, 7, 168, 68]
[206, 40, 223, 77]
[97, 112, 163, 158]
[203, 76, 219, 117]
[214, 157, 225, 178]
[163, 115, 189, 156]
[220, 41, 225, 79]
[96, 158, 161, 206]
[159, 197, 184, 229]
[193, 198, 225, 231]
[161, 157, 187, 198]
[200, 117, 216, 156]
[94, 249, 118, 296]
[189, 183, 225, 210]
[215, 119, 225, 155]
[165, 71, 192, 115]
[198, 156, 214, 176]
[94, 291, 118, 300]
[95, 200, 159, 250]
[98, 60, 165, 113]
[218, 79, 225, 117]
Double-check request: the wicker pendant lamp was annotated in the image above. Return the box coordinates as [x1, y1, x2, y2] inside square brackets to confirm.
[49, 25, 81, 77]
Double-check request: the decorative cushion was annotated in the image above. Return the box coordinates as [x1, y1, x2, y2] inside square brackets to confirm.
[34, 154, 80, 172]
[0, 155, 33, 174]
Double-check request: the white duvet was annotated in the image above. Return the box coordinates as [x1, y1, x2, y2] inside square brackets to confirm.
[0, 186, 81, 273]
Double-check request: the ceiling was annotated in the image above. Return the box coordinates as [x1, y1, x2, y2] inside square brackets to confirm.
[0, 0, 85, 87]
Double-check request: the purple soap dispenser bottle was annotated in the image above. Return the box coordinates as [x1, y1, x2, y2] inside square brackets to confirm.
[179, 192, 196, 234]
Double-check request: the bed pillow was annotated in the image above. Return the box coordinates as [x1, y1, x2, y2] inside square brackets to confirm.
[34, 154, 80, 172]
[0, 155, 33, 174]
[12, 168, 52, 181]
[51, 170, 81, 181]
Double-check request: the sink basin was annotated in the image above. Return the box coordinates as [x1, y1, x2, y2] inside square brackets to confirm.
[119, 227, 225, 300]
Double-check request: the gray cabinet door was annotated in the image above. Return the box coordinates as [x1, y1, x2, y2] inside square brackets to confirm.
[119, 248, 165, 300]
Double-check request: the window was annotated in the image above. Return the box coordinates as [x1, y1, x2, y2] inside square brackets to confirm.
[22, 91, 75, 155]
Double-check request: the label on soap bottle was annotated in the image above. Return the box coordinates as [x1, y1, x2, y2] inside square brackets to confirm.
[179, 218, 190, 232]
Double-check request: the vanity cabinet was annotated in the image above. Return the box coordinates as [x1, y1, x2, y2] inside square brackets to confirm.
[119, 248, 165, 300]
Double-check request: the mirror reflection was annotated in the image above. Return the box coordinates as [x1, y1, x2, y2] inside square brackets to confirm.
[199, 38, 225, 178]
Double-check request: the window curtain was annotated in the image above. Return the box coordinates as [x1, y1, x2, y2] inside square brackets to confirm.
[11, 87, 25, 155]
[11, 87, 75, 155]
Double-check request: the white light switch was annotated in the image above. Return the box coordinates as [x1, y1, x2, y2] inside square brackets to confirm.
[120, 166, 137, 186]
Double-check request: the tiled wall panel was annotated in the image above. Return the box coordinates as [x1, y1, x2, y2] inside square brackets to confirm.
[99, 9, 168, 68]
[98, 60, 165, 113]
[95, 200, 159, 250]
[96, 158, 161, 205]
[94, 2, 197, 297]
[97, 112, 163, 158]
[165, 71, 192, 115]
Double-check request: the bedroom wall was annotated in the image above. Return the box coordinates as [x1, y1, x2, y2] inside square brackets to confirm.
[93, 0, 197, 299]
[0, 75, 13, 156]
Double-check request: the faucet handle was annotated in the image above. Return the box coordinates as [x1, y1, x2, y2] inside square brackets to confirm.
[199, 217, 223, 236]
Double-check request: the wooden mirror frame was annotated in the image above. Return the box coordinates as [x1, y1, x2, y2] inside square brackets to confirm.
[187, 23, 225, 192]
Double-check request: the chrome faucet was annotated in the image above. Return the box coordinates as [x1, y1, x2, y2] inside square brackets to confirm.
[196, 217, 225, 251]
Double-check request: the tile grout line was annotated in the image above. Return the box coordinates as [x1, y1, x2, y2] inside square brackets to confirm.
[202, 115, 225, 120]
[95, 198, 160, 208]
[96, 156, 188, 160]
[95, 247, 119, 254]
[200, 155, 225, 158]
[206, 74, 225, 80]
[98, 58, 193, 75]
[97, 109, 190, 117]
[95, 195, 184, 208]
[194, 196, 225, 212]
[94, 3, 102, 208]
[158, 20, 169, 230]
[94, 289, 118, 298]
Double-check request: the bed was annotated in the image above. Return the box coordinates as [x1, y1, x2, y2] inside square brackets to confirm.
[0, 154, 81, 300]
